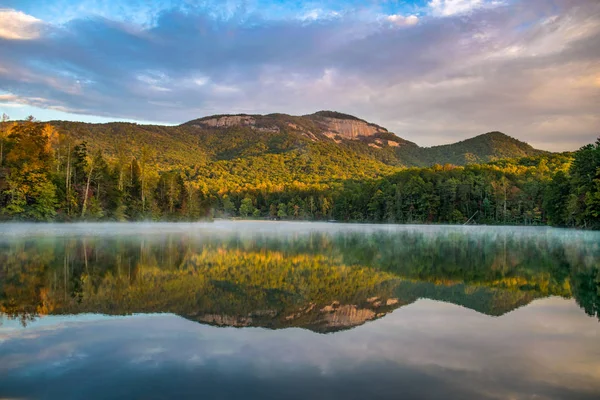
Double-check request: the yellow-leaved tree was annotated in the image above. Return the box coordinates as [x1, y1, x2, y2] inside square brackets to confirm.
[1, 118, 58, 220]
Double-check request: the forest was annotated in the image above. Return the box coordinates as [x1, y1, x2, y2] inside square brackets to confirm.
[0, 115, 599, 229]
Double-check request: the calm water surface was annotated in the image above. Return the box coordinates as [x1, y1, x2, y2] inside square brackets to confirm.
[1, 222, 599, 399]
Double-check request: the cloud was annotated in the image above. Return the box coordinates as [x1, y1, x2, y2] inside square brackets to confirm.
[428, 0, 492, 17]
[299, 8, 341, 21]
[386, 14, 419, 27]
[0, 9, 44, 40]
[0, 0, 599, 150]
[0, 93, 19, 102]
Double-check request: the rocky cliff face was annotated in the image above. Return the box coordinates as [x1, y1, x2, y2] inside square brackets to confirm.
[195, 313, 254, 327]
[185, 111, 404, 145]
[192, 115, 282, 133]
[187, 297, 402, 333]
[317, 304, 377, 328]
[318, 117, 388, 140]
[197, 115, 256, 128]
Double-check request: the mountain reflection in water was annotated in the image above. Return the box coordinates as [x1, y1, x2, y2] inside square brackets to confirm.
[1, 222, 599, 399]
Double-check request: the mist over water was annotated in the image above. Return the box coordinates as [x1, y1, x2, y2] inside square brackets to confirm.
[1, 222, 599, 399]
[2, 220, 599, 240]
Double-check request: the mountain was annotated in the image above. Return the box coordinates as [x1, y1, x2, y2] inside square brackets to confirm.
[46, 111, 545, 169]
[398, 131, 546, 167]
[1, 110, 593, 226]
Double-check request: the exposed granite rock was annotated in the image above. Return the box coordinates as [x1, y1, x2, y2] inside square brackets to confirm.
[285, 303, 316, 320]
[321, 117, 387, 140]
[195, 115, 282, 134]
[196, 314, 253, 327]
[187, 111, 405, 145]
[198, 115, 256, 128]
[320, 305, 377, 328]
[249, 309, 278, 317]
[386, 298, 399, 306]
[320, 300, 340, 313]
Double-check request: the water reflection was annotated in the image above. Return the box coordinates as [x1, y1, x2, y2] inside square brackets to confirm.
[1, 222, 599, 330]
[1, 299, 599, 399]
[1, 222, 600, 399]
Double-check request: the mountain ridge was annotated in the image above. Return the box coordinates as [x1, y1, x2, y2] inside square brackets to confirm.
[183, 111, 545, 160]
[1, 110, 596, 228]
[32, 110, 547, 169]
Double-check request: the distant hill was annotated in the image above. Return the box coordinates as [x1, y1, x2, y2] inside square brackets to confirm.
[397, 131, 547, 167]
[44, 111, 546, 170]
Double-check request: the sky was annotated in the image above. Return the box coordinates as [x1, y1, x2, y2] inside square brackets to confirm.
[2, 298, 600, 398]
[0, 0, 599, 150]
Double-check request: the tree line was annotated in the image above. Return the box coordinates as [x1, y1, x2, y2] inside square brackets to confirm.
[0, 116, 598, 228]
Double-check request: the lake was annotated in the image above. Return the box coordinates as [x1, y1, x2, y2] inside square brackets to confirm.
[1, 222, 599, 399]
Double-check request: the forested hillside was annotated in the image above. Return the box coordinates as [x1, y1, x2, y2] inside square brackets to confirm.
[396, 132, 546, 167]
[39, 111, 544, 169]
[0, 113, 598, 228]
